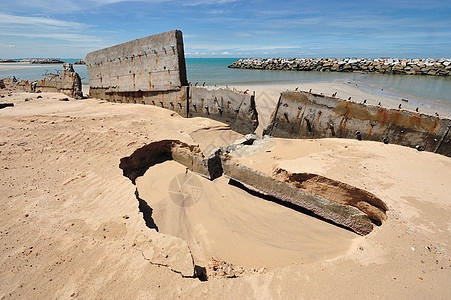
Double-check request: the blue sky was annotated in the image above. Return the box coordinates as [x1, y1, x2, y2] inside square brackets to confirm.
[1, 0, 450, 59]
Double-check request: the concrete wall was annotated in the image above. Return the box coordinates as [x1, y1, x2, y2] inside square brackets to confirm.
[85, 30, 187, 99]
[189, 86, 258, 134]
[264, 91, 451, 157]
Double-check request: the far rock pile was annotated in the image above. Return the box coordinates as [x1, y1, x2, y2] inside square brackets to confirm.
[229, 58, 451, 76]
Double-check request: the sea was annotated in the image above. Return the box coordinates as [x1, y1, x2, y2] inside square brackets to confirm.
[1, 57, 450, 109]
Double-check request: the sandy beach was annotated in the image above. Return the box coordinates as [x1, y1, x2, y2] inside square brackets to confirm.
[1, 86, 450, 298]
[0, 63, 64, 71]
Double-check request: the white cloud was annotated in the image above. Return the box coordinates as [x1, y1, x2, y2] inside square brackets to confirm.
[181, 0, 239, 6]
[0, 43, 16, 48]
[0, 32, 100, 43]
[0, 13, 88, 30]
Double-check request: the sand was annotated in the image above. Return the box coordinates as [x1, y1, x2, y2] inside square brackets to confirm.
[1, 88, 450, 299]
[136, 161, 357, 269]
[0, 63, 63, 71]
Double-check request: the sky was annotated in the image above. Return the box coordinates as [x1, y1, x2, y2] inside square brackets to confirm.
[0, 0, 450, 59]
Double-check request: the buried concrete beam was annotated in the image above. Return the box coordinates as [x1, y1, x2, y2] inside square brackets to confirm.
[220, 155, 375, 235]
[119, 136, 385, 235]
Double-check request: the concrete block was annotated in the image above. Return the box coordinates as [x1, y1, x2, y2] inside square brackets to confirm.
[119, 140, 211, 184]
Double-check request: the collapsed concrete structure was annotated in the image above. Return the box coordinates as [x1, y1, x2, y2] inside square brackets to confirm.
[1, 63, 83, 99]
[87, 30, 451, 235]
[36, 63, 83, 98]
[85, 30, 450, 157]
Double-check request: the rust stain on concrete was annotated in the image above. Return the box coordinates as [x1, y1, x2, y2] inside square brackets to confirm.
[284, 92, 312, 105]
[333, 101, 440, 133]
[133, 74, 135, 91]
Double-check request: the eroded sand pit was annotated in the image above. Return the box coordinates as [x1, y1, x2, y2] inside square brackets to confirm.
[136, 161, 358, 269]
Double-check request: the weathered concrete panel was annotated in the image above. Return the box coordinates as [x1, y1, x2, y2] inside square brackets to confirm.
[189, 86, 258, 134]
[264, 91, 451, 157]
[85, 30, 187, 95]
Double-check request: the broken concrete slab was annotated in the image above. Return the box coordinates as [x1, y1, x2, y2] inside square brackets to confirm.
[2, 64, 83, 99]
[84, 31, 259, 135]
[37, 63, 83, 99]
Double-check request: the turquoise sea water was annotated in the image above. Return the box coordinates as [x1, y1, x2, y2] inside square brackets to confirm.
[2, 57, 450, 104]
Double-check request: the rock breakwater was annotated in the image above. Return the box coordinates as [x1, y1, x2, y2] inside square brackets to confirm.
[229, 58, 451, 76]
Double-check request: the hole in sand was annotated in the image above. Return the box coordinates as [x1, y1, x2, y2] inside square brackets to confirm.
[134, 161, 358, 270]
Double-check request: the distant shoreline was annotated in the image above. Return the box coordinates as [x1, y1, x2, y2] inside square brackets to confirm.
[0, 59, 85, 65]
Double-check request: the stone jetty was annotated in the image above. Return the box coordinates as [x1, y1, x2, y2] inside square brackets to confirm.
[229, 58, 451, 76]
